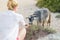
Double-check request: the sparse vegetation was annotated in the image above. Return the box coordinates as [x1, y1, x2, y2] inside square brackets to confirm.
[43, 27, 56, 34]
[25, 25, 56, 40]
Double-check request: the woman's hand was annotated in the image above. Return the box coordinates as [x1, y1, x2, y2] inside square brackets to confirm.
[25, 24, 31, 29]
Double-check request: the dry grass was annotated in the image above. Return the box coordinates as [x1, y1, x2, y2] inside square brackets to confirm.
[25, 25, 57, 40]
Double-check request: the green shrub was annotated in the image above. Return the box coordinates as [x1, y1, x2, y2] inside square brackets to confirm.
[36, 0, 60, 12]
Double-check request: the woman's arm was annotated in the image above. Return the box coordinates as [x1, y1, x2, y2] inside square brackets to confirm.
[17, 27, 26, 40]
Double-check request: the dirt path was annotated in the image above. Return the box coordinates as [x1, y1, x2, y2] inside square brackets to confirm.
[18, 0, 37, 17]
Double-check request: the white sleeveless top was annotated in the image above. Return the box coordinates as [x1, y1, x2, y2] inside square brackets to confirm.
[0, 10, 26, 40]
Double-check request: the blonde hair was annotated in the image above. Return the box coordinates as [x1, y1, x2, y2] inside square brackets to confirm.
[7, 0, 18, 10]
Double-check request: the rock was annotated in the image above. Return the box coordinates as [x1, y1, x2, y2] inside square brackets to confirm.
[48, 33, 60, 40]
[37, 33, 60, 40]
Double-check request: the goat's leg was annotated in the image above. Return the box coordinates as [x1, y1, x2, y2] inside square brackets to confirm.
[37, 21, 42, 27]
[48, 13, 51, 27]
[42, 20, 45, 27]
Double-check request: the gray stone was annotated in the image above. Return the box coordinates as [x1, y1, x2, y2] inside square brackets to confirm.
[37, 33, 60, 40]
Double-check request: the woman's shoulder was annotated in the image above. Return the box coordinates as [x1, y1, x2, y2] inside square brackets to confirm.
[14, 13, 24, 19]
[15, 13, 24, 21]
[15, 13, 23, 17]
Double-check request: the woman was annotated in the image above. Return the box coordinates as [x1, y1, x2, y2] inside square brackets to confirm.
[0, 0, 28, 40]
